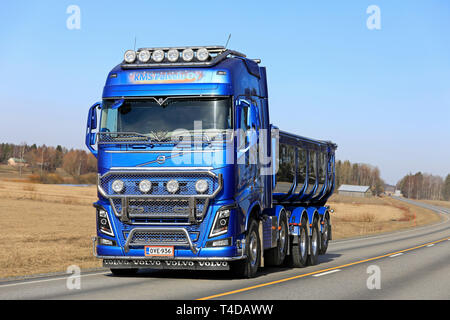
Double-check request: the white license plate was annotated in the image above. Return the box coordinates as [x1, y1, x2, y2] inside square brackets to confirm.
[145, 246, 174, 257]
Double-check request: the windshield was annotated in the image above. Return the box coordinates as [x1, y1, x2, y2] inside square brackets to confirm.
[100, 97, 232, 141]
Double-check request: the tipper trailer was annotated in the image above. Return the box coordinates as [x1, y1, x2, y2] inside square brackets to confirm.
[87, 46, 337, 278]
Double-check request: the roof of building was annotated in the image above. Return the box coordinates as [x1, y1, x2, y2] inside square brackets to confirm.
[338, 184, 371, 193]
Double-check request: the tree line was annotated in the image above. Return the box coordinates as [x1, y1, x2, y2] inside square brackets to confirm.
[396, 172, 450, 201]
[0, 142, 96, 180]
[335, 160, 385, 196]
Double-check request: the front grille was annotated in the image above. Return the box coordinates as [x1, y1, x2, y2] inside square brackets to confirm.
[123, 228, 196, 252]
[130, 231, 189, 245]
[110, 198, 207, 223]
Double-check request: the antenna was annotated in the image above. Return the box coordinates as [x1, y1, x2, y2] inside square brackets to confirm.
[225, 34, 231, 49]
[133, 36, 137, 51]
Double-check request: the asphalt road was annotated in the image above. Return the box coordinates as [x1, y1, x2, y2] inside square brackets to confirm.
[0, 197, 449, 300]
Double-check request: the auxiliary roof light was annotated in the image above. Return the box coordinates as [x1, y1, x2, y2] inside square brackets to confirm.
[182, 48, 194, 62]
[167, 49, 179, 62]
[124, 50, 136, 63]
[111, 180, 124, 193]
[166, 179, 179, 194]
[152, 49, 165, 63]
[138, 50, 151, 63]
[195, 179, 209, 194]
[139, 180, 152, 193]
[196, 48, 209, 62]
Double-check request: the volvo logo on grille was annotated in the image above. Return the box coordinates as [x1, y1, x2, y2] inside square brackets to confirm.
[156, 155, 166, 164]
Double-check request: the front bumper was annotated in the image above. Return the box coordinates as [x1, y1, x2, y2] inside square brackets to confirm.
[92, 236, 246, 271]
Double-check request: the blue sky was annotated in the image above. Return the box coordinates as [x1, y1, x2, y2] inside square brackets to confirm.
[0, 1, 449, 184]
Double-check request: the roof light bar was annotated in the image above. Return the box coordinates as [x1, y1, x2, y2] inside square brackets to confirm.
[121, 46, 247, 69]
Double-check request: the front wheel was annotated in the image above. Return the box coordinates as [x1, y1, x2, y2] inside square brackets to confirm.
[231, 219, 261, 278]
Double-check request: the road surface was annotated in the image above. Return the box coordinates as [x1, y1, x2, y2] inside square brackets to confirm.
[1, 197, 449, 300]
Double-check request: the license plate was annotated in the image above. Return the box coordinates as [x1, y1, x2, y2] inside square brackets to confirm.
[145, 246, 174, 257]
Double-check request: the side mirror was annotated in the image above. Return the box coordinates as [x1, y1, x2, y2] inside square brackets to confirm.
[86, 102, 101, 157]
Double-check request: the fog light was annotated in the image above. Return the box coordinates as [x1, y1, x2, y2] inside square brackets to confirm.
[98, 238, 116, 246]
[206, 237, 232, 247]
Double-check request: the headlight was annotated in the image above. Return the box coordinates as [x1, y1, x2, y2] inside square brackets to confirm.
[124, 50, 136, 63]
[152, 49, 165, 62]
[139, 179, 152, 193]
[97, 208, 114, 237]
[210, 209, 231, 237]
[182, 48, 194, 62]
[138, 50, 151, 63]
[167, 49, 179, 62]
[196, 48, 209, 61]
[166, 179, 179, 193]
[195, 179, 209, 193]
[111, 180, 124, 193]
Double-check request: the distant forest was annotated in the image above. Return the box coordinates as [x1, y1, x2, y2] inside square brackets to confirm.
[335, 160, 385, 196]
[396, 172, 450, 201]
[0, 142, 96, 184]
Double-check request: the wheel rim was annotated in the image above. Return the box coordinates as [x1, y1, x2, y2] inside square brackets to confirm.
[300, 227, 307, 257]
[311, 227, 318, 254]
[249, 231, 258, 267]
[279, 222, 286, 255]
[323, 219, 329, 245]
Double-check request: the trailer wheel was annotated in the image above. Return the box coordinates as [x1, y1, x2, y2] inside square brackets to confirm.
[265, 211, 288, 266]
[231, 219, 261, 278]
[110, 268, 138, 276]
[307, 218, 319, 266]
[287, 215, 308, 268]
[319, 215, 330, 255]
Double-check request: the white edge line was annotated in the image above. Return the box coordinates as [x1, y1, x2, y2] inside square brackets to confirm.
[389, 253, 404, 258]
[312, 269, 341, 277]
[0, 271, 109, 288]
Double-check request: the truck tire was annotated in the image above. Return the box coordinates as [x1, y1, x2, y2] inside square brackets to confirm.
[231, 219, 261, 278]
[110, 268, 138, 276]
[307, 218, 319, 266]
[319, 215, 330, 255]
[264, 211, 288, 266]
[287, 215, 308, 268]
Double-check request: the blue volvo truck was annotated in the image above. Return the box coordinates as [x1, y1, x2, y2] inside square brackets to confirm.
[86, 46, 337, 278]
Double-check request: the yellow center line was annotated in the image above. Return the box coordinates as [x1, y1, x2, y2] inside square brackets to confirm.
[197, 237, 450, 300]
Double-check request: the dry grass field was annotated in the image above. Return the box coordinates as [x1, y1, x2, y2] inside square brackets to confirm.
[329, 194, 441, 239]
[0, 179, 442, 279]
[0, 180, 101, 278]
[419, 199, 450, 209]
